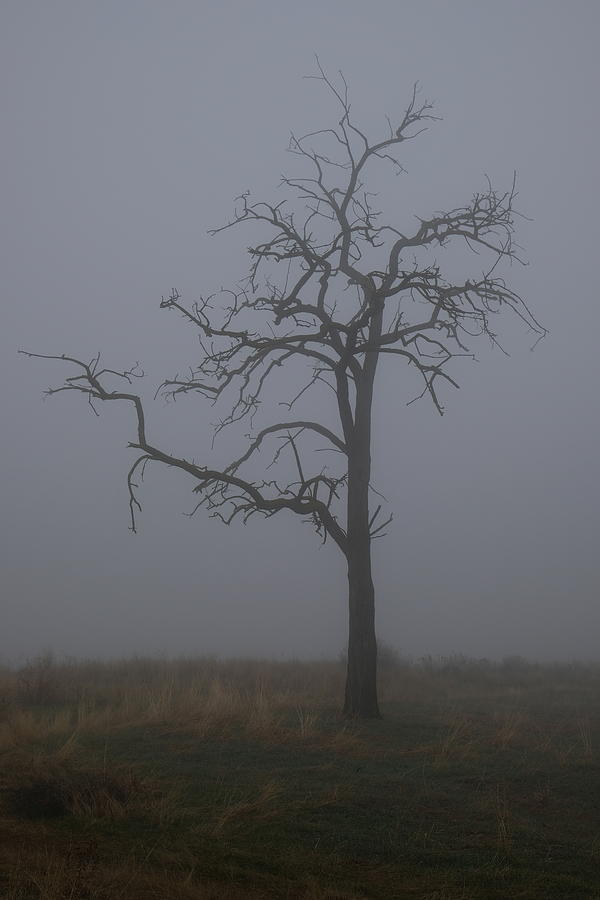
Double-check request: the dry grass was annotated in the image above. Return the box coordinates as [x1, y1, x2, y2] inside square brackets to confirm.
[1, 652, 600, 898]
[0, 846, 272, 900]
[2, 652, 600, 759]
[210, 778, 285, 835]
[1, 742, 181, 827]
[0, 653, 345, 741]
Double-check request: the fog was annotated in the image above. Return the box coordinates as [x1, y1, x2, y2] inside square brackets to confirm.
[2, 1, 598, 665]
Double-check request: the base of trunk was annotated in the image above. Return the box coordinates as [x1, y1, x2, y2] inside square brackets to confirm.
[342, 704, 382, 719]
[342, 656, 381, 719]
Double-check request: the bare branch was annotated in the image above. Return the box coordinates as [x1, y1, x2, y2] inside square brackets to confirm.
[22, 64, 544, 574]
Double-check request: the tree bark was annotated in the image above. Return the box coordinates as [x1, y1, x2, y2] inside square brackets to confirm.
[343, 362, 381, 718]
[343, 509, 380, 718]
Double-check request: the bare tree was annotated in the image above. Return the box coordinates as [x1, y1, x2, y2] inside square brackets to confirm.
[22, 64, 545, 717]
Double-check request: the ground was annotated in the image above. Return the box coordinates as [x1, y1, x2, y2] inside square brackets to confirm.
[0, 654, 599, 898]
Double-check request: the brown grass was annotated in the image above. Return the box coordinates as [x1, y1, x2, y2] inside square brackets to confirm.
[1, 653, 600, 898]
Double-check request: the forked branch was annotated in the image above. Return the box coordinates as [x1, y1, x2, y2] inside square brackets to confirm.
[22, 62, 545, 559]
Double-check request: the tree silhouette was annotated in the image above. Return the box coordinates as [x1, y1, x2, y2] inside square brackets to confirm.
[23, 63, 545, 717]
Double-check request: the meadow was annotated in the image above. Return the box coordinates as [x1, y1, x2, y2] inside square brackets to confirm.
[0, 651, 599, 898]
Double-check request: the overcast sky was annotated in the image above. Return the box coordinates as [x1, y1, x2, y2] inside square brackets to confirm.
[2, 1, 599, 665]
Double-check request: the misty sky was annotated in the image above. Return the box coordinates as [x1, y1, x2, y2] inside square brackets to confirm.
[2, 1, 599, 665]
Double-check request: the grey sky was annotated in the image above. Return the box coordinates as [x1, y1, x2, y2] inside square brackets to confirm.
[2, 1, 599, 664]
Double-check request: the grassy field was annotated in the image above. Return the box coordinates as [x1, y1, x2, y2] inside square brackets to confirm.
[0, 652, 599, 898]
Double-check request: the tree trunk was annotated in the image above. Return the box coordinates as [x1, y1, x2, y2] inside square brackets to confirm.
[343, 520, 380, 717]
[340, 292, 383, 718]
[343, 380, 381, 719]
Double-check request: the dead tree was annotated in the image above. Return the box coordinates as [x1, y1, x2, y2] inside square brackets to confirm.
[22, 64, 545, 718]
